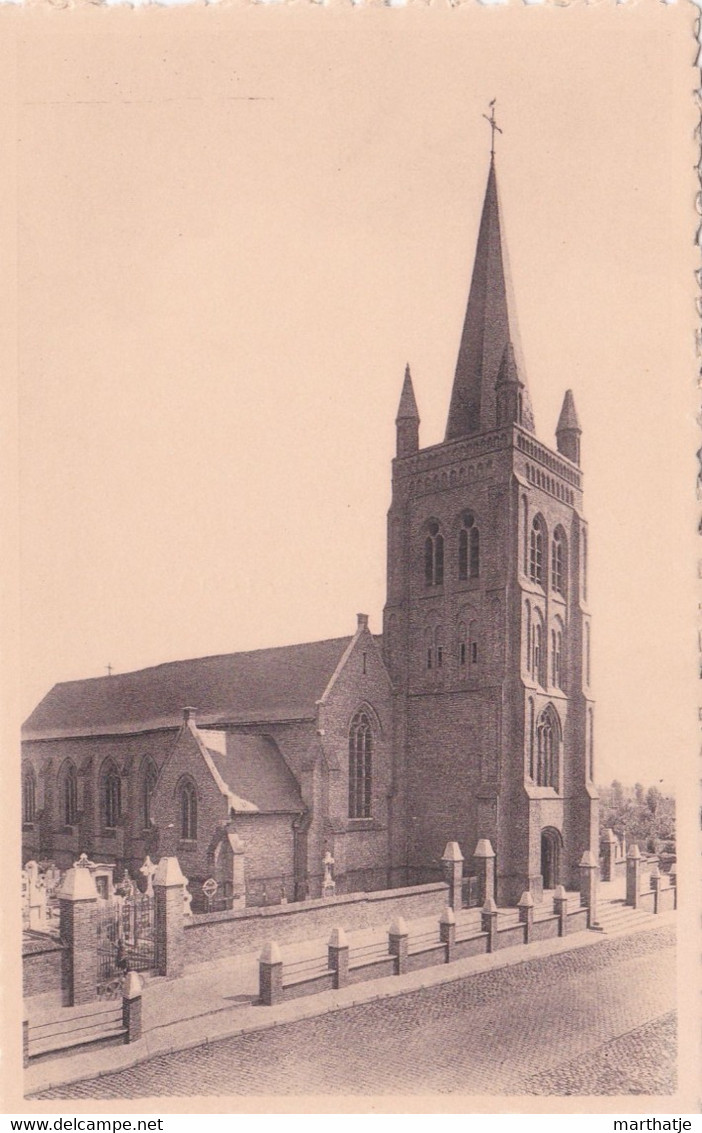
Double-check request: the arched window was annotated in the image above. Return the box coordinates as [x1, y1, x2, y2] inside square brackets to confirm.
[458, 621, 467, 670]
[582, 527, 588, 601]
[532, 617, 545, 686]
[435, 626, 444, 669]
[524, 601, 532, 673]
[424, 521, 444, 587]
[458, 512, 479, 581]
[551, 627, 563, 689]
[522, 498, 529, 574]
[469, 619, 478, 665]
[527, 698, 535, 779]
[551, 529, 566, 595]
[536, 706, 561, 789]
[349, 711, 372, 819]
[62, 761, 78, 826]
[23, 768, 36, 824]
[180, 779, 198, 840]
[529, 517, 545, 586]
[585, 622, 591, 686]
[142, 759, 158, 829]
[102, 761, 122, 830]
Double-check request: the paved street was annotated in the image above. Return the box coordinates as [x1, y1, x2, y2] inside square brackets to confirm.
[34, 925, 675, 1099]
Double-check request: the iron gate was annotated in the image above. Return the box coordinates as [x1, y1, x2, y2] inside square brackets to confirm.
[96, 892, 156, 998]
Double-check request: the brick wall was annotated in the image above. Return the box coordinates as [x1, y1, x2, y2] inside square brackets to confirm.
[22, 937, 66, 1000]
[184, 881, 448, 965]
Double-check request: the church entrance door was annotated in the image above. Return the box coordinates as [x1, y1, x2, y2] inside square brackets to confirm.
[540, 827, 562, 890]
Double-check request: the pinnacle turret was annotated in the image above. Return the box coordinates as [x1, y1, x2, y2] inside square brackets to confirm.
[395, 363, 420, 457]
[556, 389, 581, 465]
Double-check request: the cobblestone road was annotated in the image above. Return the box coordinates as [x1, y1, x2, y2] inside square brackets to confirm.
[34, 926, 675, 1099]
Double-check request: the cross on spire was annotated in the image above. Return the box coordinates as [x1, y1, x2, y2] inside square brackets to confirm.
[106, 664, 113, 677]
[482, 99, 502, 157]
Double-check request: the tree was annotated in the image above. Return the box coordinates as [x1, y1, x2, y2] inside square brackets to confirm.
[634, 782, 645, 805]
[646, 785, 662, 814]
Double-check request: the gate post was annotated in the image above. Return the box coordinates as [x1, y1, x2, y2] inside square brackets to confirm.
[57, 864, 99, 1006]
[154, 857, 186, 979]
[626, 844, 641, 909]
[472, 839, 496, 906]
[600, 829, 618, 882]
[579, 851, 599, 927]
[388, 917, 409, 975]
[518, 891, 534, 944]
[481, 897, 499, 953]
[440, 842, 464, 911]
[327, 928, 349, 990]
[122, 971, 143, 1043]
[553, 884, 568, 936]
[439, 907, 456, 963]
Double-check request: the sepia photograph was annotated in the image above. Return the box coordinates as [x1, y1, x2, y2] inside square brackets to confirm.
[3, 0, 698, 1112]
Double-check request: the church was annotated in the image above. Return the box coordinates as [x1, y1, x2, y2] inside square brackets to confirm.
[21, 147, 598, 909]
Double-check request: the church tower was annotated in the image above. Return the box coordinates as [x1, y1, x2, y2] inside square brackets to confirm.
[384, 145, 598, 904]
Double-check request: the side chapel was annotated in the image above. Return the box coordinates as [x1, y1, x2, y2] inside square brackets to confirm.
[21, 147, 598, 907]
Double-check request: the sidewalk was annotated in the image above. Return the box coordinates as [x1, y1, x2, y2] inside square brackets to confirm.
[24, 878, 671, 1097]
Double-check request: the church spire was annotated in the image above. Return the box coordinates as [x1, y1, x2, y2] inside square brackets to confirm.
[445, 149, 535, 441]
[396, 362, 420, 457]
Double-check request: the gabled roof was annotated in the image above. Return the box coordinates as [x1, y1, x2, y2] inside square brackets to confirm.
[23, 636, 355, 740]
[208, 735, 304, 815]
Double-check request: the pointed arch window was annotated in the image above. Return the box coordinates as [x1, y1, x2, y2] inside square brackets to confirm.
[62, 761, 78, 827]
[582, 527, 589, 601]
[529, 517, 545, 586]
[527, 698, 535, 780]
[142, 759, 158, 829]
[458, 621, 467, 670]
[424, 521, 444, 587]
[102, 761, 122, 830]
[551, 529, 566, 595]
[458, 512, 479, 581]
[585, 622, 591, 686]
[532, 617, 545, 686]
[588, 707, 595, 781]
[349, 711, 372, 819]
[551, 628, 563, 689]
[23, 768, 37, 825]
[180, 779, 198, 840]
[536, 706, 560, 789]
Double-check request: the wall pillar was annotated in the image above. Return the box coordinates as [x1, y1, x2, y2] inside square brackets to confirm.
[122, 970, 143, 1044]
[579, 850, 598, 927]
[472, 839, 496, 906]
[481, 897, 499, 953]
[57, 864, 99, 1006]
[388, 917, 409, 975]
[154, 857, 186, 979]
[517, 891, 534, 944]
[22, 1007, 29, 1068]
[553, 884, 568, 937]
[440, 842, 464, 911]
[600, 829, 618, 882]
[327, 927, 349, 989]
[439, 906, 456, 963]
[259, 942, 283, 1006]
[626, 844, 641, 909]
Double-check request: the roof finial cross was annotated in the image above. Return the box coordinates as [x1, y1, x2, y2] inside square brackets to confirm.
[482, 99, 502, 157]
[106, 663, 113, 677]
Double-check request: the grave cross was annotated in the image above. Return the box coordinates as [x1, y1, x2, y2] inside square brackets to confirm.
[139, 855, 157, 897]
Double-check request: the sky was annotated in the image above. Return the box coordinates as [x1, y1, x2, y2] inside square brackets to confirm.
[11, 2, 697, 788]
